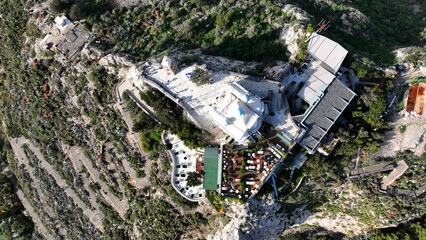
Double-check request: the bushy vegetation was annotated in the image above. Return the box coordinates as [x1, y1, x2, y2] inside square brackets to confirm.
[289, 0, 426, 67]
[122, 91, 163, 153]
[0, 173, 35, 239]
[369, 216, 426, 240]
[190, 67, 211, 85]
[205, 190, 225, 211]
[393, 151, 426, 191]
[300, 82, 394, 180]
[1, 0, 424, 239]
[89, 67, 120, 106]
[326, 81, 392, 167]
[86, 0, 290, 64]
[186, 171, 202, 187]
[278, 226, 346, 240]
[165, 185, 198, 212]
[133, 199, 189, 239]
[140, 88, 209, 149]
[49, 0, 110, 21]
[404, 46, 426, 64]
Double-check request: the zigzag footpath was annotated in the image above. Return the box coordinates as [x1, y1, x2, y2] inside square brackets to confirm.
[62, 145, 102, 214]
[9, 140, 68, 238]
[68, 146, 129, 217]
[116, 76, 153, 188]
[10, 137, 104, 231]
[1, 153, 56, 239]
[15, 190, 55, 240]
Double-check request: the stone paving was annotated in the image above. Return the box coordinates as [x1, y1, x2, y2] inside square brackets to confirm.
[381, 160, 409, 190]
[144, 63, 228, 140]
[349, 161, 395, 178]
[164, 132, 205, 201]
[143, 63, 299, 143]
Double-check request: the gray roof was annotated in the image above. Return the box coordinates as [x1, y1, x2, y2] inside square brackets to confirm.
[307, 33, 348, 73]
[299, 79, 355, 153]
[293, 114, 305, 124]
[297, 66, 336, 104]
[57, 23, 89, 57]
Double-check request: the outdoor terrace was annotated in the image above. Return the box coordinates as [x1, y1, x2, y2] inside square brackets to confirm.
[164, 133, 205, 201]
[143, 62, 287, 142]
[258, 125, 295, 154]
[220, 144, 282, 199]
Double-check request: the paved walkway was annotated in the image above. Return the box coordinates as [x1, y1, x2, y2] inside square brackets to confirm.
[380, 160, 409, 190]
[125, 88, 159, 122]
[16, 190, 55, 240]
[10, 138, 79, 237]
[349, 159, 424, 199]
[142, 64, 227, 140]
[1, 157, 56, 239]
[387, 184, 426, 198]
[63, 145, 102, 210]
[348, 162, 396, 178]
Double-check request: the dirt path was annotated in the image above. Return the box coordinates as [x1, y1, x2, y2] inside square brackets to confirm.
[69, 146, 129, 217]
[63, 145, 102, 210]
[10, 137, 104, 231]
[1, 156, 56, 239]
[10, 139, 71, 237]
[116, 78, 152, 188]
[16, 190, 55, 240]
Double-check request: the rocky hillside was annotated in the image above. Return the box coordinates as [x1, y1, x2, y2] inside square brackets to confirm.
[0, 0, 424, 239]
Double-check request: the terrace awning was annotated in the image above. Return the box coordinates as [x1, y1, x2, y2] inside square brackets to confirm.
[203, 148, 219, 190]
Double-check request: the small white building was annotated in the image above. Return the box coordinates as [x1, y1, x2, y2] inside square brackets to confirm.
[39, 15, 74, 50]
[161, 56, 177, 74]
[209, 82, 264, 142]
[54, 16, 71, 32]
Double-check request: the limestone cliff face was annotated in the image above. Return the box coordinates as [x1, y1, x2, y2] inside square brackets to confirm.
[208, 195, 287, 240]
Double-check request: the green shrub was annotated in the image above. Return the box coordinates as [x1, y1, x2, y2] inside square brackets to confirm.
[190, 67, 211, 85]
[399, 125, 407, 134]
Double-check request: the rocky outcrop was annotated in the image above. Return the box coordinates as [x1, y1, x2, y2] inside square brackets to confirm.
[314, 0, 370, 35]
[208, 200, 247, 240]
[98, 53, 135, 67]
[208, 195, 288, 240]
[282, 4, 310, 22]
[240, 196, 287, 240]
[279, 5, 311, 58]
[279, 23, 307, 59]
[109, 0, 152, 8]
[393, 47, 413, 61]
[264, 62, 292, 81]
[378, 124, 426, 158]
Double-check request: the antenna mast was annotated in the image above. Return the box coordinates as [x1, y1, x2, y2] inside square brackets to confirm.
[305, 19, 331, 43]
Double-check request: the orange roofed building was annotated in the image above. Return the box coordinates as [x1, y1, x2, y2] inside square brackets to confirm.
[404, 83, 426, 119]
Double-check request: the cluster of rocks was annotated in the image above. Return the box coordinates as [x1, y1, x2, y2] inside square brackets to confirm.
[208, 195, 289, 240]
[279, 4, 311, 59]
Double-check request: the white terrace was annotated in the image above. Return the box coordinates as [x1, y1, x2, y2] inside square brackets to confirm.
[164, 132, 205, 201]
[144, 62, 296, 142]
